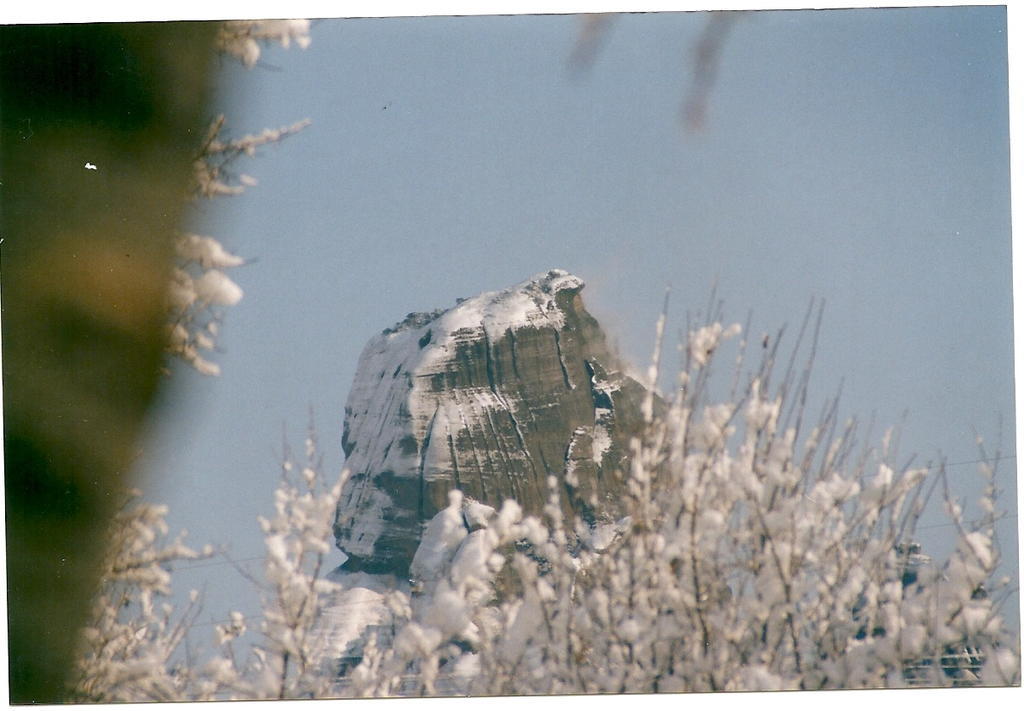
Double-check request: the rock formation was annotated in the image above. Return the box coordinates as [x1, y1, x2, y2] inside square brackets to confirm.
[334, 270, 650, 576]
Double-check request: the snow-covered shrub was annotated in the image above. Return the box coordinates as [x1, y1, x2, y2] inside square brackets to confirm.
[240, 427, 347, 699]
[70, 494, 214, 702]
[77, 307, 1018, 699]
[343, 306, 1019, 694]
[72, 423, 348, 702]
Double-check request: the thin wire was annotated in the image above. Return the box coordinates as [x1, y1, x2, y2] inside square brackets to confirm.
[191, 599, 386, 629]
[857, 453, 1016, 481]
[916, 513, 1018, 532]
[191, 614, 265, 629]
[172, 453, 1017, 574]
[934, 453, 1016, 470]
[174, 555, 265, 572]
[169, 450, 1015, 586]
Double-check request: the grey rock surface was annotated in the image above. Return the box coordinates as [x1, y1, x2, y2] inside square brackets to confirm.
[334, 270, 650, 575]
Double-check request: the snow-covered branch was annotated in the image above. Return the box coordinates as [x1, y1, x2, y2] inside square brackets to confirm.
[215, 20, 311, 69]
[166, 21, 311, 377]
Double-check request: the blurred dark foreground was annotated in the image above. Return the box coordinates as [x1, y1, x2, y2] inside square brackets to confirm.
[1, 21, 216, 703]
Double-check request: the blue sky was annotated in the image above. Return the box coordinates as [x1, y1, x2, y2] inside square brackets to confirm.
[133, 5, 1017, 641]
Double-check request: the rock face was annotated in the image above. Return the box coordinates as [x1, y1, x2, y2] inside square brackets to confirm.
[334, 270, 649, 576]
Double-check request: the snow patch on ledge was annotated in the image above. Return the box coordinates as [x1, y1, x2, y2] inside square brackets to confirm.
[387, 268, 582, 341]
[415, 269, 584, 374]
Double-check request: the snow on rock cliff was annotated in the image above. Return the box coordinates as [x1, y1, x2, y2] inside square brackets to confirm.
[334, 269, 651, 576]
